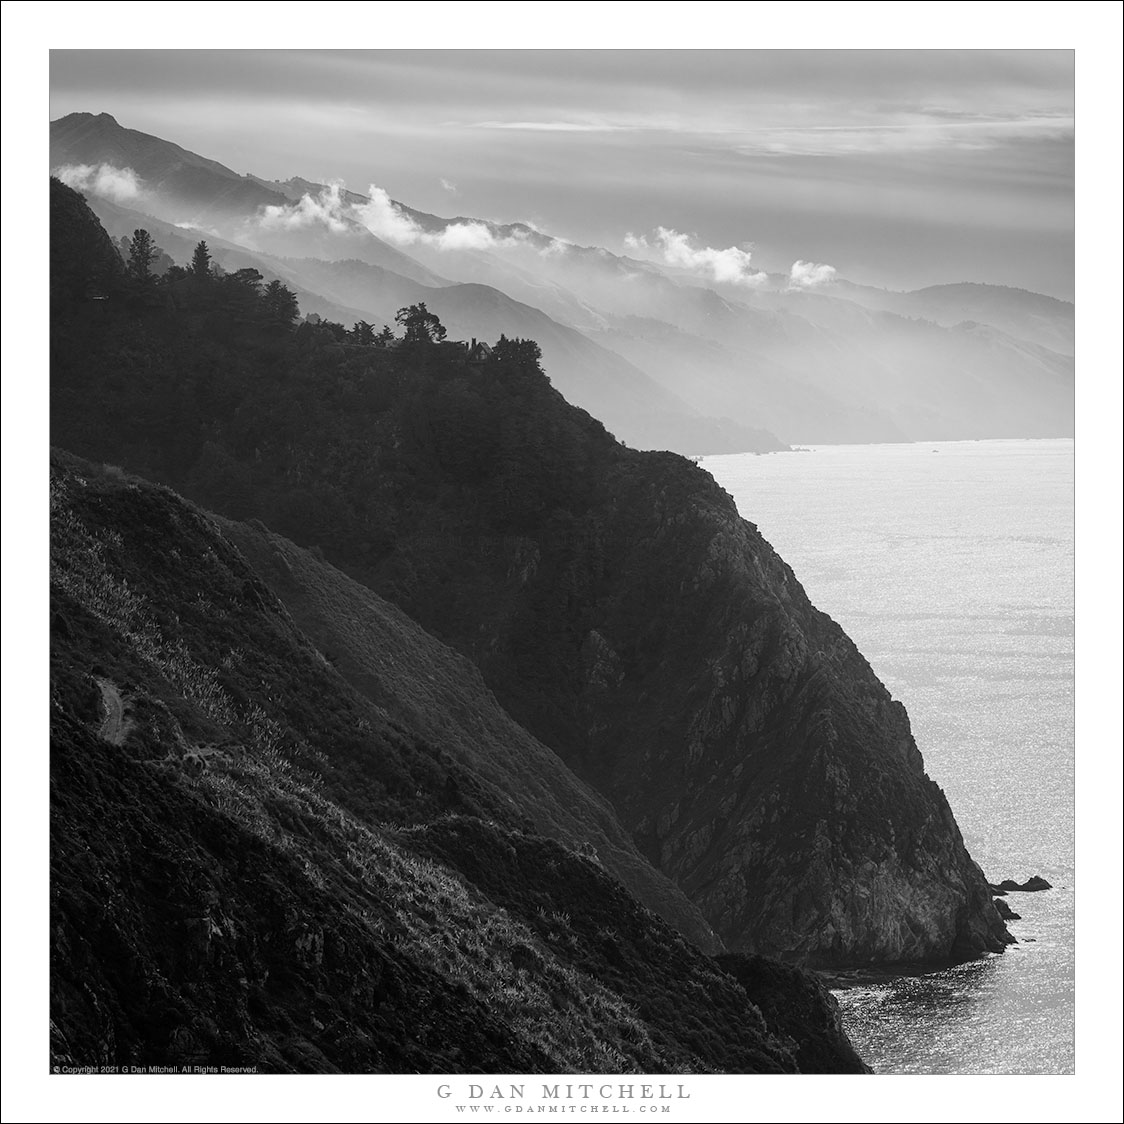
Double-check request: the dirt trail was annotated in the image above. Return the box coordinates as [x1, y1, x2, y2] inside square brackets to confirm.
[96, 679, 130, 745]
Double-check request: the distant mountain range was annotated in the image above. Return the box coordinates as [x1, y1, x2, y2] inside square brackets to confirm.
[51, 109, 1073, 452]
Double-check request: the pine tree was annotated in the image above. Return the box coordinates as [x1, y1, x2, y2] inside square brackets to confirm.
[263, 279, 300, 328]
[352, 320, 375, 346]
[127, 229, 156, 282]
[191, 241, 213, 279]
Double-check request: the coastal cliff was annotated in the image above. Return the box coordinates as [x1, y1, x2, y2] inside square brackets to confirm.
[559, 451, 1012, 965]
[49, 177, 1010, 968]
[358, 446, 1012, 966]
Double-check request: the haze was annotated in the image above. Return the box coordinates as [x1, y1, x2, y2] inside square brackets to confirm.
[49, 49, 1074, 298]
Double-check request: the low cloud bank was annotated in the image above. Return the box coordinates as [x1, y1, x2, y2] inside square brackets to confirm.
[55, 163, 142, 204]
[258, 182, 351, 234]
[256, 181, 549, 254]
[624, 228, 768, 286]
[788, 260, 837, 289]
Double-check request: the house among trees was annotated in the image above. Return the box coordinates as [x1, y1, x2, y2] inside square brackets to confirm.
[460, 338, 493, 364]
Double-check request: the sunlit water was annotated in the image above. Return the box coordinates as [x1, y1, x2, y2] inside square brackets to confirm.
[702, 439, 1074, 1074]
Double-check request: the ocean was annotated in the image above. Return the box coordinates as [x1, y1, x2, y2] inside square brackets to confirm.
[702, 438, 1074, 1075]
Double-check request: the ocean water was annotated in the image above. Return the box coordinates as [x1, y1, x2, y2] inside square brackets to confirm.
[702, 439, 1074, 1075]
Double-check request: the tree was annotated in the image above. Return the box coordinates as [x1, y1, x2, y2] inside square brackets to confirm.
[395, 302, 446, 344]
[263, 279, 300, 328]
[491, 335, 543, 371]
[226, 267, 264, 294]
[191, 240, 213, 278]
[126, 229, 156, 282]
[352, 320, 375, 346]
[375, 325, 396, 347]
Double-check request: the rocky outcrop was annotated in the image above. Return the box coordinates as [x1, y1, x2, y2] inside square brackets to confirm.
[993, 899, 1022, 921]
[994, 876, 1052, 893]
[715, 954, 870, 1074]
[536, 453, 1014, 966]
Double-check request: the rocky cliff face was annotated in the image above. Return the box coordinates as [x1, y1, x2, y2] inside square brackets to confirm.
[49, 180, 1011, 969]
[372, 451, 1012, 967]
[575, 454, 1012, 965]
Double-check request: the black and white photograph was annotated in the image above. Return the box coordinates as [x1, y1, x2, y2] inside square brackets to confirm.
[3, 5, 1121, 1121]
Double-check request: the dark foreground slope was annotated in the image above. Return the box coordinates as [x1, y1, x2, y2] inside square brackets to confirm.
[50, 453, 865, 1072]
[50, 178, 1009, 968]
[214, 512, 717, 949]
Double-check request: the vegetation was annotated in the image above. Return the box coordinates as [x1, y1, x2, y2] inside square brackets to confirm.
[126, 228, 157, 281]
[395, 301, 447, 343]
[49, 452, 863, 1072]
[190, 239, 212, 278]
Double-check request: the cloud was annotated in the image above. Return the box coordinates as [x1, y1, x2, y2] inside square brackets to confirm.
[254, 181, 568, 257]
[359, 186, 520, 251]
[788, 260, 837, 289]
[737, 114, 1074, 157]
[440, 178, 458, 195]
[258, 181, 351, 233]
[624, 227, 768, 286]
[54, 163, 142, 204]
[467, 120, 633, 133]
[428, 221, 500, 251]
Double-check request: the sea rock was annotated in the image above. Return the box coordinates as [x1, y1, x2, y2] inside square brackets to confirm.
[993, 898, 1021, 921]
[994, 876, 1052, 893]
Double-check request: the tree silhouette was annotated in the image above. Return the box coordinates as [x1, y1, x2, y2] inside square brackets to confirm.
[191, 241, 212, 278]
[226, 267, 264, 294]
[395, 302, 447, 343]
[375, 325, 396, 347]
[263, 279, 300, 328]
[491, 335, 543, 371]
[127, 229, 156, 282]
[352, 320, 375, 346]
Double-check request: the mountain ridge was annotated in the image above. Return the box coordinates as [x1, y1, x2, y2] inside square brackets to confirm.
[49, 177, 1012, 969]
[50, 111, 1073, 448]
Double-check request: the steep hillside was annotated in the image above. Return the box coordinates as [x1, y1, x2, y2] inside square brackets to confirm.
[50, 452, 865, 1073]
[216, 513, 717, 948]
[49, 112, 444, 286]
[268, 257, 785, 455]
[50, 112, 289, 226]
[50, 180, 1011, 970]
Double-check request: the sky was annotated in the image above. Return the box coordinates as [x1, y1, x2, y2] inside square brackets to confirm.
[48, 48, 1075, 297]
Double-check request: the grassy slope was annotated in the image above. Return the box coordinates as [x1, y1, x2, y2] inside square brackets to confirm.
[50, 453, 865, 1072]
[217, 514, 719, 950]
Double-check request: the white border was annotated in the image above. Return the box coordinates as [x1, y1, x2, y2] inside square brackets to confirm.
[4, 5, 1121, 1122]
